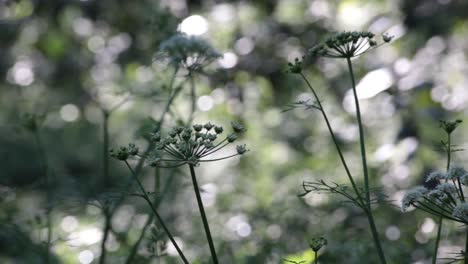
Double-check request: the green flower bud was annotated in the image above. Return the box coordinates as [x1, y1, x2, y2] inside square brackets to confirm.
[231, 121, 246, 133]
[193, 124, 203, 132]
[382, 34, 393, 43]
[227, 133, 238, 143]
[149, 132, 161, 142]
[439, 120, 462, 134]
[128, 143, 139, 155]
[214, 126, 223, 134]
[204, 122, 214, 130]
[236, 144, 247, 154]
[309, 237, 327, 252]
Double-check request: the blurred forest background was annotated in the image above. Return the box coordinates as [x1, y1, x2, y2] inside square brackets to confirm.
[2, 0, 468, 263]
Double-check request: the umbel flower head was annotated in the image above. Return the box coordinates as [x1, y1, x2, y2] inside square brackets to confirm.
[110, 122, 248, 167]
[308, 236, 327, 252]
[308, 31, 393, 59]
[439, 119, 462, 134]
[157, 33, 221, 70]
[401, 186, 428, 212]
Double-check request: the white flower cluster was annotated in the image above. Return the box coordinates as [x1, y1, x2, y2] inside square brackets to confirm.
[403, 166, 468, 224]
[158, 33, 220, 70]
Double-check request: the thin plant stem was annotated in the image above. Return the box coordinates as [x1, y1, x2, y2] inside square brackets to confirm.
[465, 228, 468, 264]
[433, 217, 443, 264]
[346, 57, 387, 264]
[315, 251, 318, 264]
[124, 161, 189, 264]
[345, 58, 370, 207]
[433, 132, 453, 263]
[188, 70, 196, 124]
[100, 66, 180, 252]
[34, 130, 52, 263]
[124, 167, 176, 264]
[188, 164, 218, 264]
[298, 73, 365, 208]
[99, 211, 111, 264]
[103, 110, 110, 187]
[99, 110, 110, 264]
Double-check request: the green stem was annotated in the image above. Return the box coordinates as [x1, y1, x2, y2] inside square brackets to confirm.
[365, 211, 387, 264]
[34, 131, 52, 263]
[465, 228, 468, 264]
[299, 73, 365, 208]
[103, 111, 110, 187]
[125, 167, 176, 264]
[104, 66, 180, 225]
[188, 164, 218, 264]
[314, 250, 318, 264]
[346, 58, 370, 207]
[125, 161, 189, 264]
[346, 57, 387, 264]
[99, 211, 111, 264]
[433, 217, 442, 264]
[99, 110, 110, 264]
[433, 133, 453, 263]
[188, 70, 196, 124]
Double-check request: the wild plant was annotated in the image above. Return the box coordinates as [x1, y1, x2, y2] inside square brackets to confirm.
[111, 122, 247, 263]
[402, 119, 467, 263]
[97, 33, 220, 264]
[287, 31, 392, 263]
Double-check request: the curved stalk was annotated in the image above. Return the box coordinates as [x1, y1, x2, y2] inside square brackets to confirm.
[125, 167, 176, 264]
[188, 164, 218, 264]
[125, 161, 189, 264]
[345, 57, 387, 264]
[99, 67, 181, 261]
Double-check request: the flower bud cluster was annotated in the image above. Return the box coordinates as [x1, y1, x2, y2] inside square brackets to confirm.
[111, 122, 248, 167]
[110, 143, 139, 161]
[148, 122, 247, 166]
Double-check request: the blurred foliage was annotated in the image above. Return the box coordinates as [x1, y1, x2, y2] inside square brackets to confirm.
[2, 0, 468, 263]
